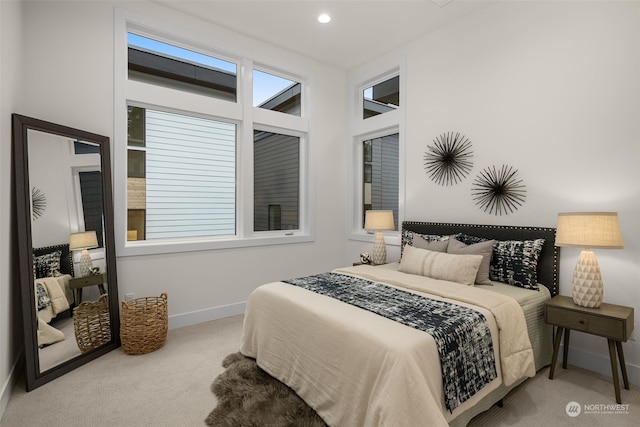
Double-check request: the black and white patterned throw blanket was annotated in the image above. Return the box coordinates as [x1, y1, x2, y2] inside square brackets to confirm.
[283, 272, 497, 412]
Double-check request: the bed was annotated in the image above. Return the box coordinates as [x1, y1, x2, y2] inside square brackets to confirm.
[240, 221, 558, 426]
[33, 243, 75, 347]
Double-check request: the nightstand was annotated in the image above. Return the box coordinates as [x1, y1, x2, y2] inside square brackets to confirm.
[69, 273, 107, 304]
[545, 295, 634, 403]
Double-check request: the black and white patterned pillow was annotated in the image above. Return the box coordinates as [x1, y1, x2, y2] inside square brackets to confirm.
[490, 239, 545, 290]
[458, 234, 544, 290]
[457, 234, 487, 246]
[35, 282, 51, 310]
[33, 250, 63, 279]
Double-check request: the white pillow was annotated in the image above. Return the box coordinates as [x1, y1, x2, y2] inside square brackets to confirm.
[399, 245, 483, 286]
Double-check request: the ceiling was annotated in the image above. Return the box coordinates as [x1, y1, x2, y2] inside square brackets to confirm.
[157, 0, 495, 70]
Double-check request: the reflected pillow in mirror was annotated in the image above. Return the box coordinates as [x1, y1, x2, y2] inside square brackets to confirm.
[33, 250, 63, 279]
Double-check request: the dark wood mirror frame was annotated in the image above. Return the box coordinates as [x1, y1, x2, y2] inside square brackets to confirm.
[12, 114, 120, 391]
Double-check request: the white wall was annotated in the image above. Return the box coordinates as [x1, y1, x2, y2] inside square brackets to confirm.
[0, 0, 24, 417]
[349, 1, 640, 384]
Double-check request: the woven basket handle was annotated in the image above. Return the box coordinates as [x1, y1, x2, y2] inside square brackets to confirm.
[121, 293, 168, 309]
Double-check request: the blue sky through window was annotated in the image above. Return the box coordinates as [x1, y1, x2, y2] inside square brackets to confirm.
[128, 33, 237, 74]
[253, 70, 296, 107]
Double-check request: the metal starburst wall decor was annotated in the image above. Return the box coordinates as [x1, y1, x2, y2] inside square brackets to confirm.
[471, 165, 526, 215]
[424, 132, 473, 186]
[31, 187, 47, 220]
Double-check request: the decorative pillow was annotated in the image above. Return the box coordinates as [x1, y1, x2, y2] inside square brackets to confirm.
[35, 282, 51, 310]
[412, 235, 449, 252]
[447, 238, 496, 285]
[33, 250, 63, 279]
[457, 234, 488, 246]
[490, 239, 545, 290]
[399, 245, 483, 286]
[401, 230, 459, 257]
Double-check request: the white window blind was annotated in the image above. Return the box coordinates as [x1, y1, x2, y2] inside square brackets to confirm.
[145, 109, 236, 238]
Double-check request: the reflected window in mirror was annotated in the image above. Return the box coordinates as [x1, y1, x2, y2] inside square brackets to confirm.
[78, 171, 104, 248]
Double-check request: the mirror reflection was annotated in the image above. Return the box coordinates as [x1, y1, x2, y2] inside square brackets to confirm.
[27, 130, 109, 373]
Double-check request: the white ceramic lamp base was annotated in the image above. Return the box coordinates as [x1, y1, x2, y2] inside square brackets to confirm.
[372, 231, 387, 265]
[78, 249, 94, 278]
[571, 250, 603, 308]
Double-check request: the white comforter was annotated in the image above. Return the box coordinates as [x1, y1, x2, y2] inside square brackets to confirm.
[36, 275, 71, 346]
[241, 265, 535, 427]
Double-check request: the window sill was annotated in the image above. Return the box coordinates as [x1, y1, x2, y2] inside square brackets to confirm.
[117, 232, 314, 257]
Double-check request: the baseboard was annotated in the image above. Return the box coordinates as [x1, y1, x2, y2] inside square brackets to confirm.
[0, 355, 23, 421]
[561, 344, 639, 387]
[168, 301, 246, 330]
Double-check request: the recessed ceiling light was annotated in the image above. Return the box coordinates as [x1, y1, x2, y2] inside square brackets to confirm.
[317, 14, 331, 24]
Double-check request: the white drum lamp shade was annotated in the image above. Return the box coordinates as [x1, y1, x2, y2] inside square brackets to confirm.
[364, 210, 395, 265]
[555, 212, 623, 308]
[69, 231, 99, 277]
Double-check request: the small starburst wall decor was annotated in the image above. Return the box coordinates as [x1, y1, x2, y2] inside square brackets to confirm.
[424, 132, 473, 186]
[31, 187, 47, 220]
[471, 164, 526, 216]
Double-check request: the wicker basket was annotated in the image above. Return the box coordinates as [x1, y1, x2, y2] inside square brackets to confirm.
[73, 294, 111, 353]
[120, 293, 168, 355]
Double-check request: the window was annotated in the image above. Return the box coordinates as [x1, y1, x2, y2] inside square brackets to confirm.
[117, 18, 310, 254]
[350, 66, 403, 241]
[128, 33, 237, 102]
[362, 134, 398, 230]
[254, 70, 301, 116]
[363, 76, 399, 119]
[254, 131, 299, 231]
[127, 107, 236, 240]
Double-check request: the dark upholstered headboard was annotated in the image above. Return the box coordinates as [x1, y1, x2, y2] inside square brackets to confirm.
[401, 221, 559, 297]
[33, 243, 74, 277]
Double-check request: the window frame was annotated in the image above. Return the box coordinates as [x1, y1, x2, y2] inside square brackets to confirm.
[348, 64, 405, 246]
[114, 10, 312, 257]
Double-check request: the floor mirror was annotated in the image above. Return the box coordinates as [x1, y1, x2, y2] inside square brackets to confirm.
[12, 114, 120, 391]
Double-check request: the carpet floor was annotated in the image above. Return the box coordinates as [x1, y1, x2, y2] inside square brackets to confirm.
[1, 314, 638, 427]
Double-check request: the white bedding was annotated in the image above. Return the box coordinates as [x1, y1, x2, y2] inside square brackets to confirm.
[35, 274, 71, 346]
[241, 265, 536, 427]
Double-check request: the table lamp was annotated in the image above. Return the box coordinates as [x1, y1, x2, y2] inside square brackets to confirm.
[555, 212, 623, 308]
[364, 210, 395, 265]
[69, 231, 99, 277]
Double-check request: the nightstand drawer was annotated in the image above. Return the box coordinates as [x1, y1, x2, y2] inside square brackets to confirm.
[69, 274, 105, 289]
[546, 306, 626, 340]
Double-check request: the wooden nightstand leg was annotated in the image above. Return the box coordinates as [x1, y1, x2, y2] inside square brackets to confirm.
[607, 339, 622, 404]
[549, 327, 564, 379]
[562, 328, 570, 369]
[615, 341, 630, 390]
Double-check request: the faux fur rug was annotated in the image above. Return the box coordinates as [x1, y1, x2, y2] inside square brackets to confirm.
[205, 352, 328, 427]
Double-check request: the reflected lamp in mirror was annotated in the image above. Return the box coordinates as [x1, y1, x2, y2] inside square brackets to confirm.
[364, 210, 395, 265]
[555, 212, 624, 308]
[69, 231, 99, 277]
